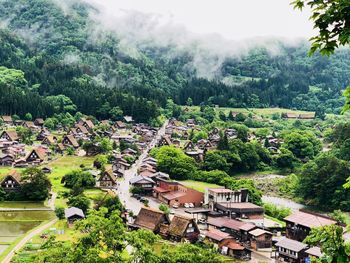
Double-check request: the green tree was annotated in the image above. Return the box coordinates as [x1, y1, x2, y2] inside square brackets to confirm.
[275, 148, 296, 170]
[67, 195, 91, 214]
[21, 168, 51, 201]
[16, 126, 33, 145]
[109, 106, 123, 121]
[151, 146, 198, 180]
[45, 95, 77, 114]
[283, 130, 322, 160]
[304, 225, 350, 262]
[298, 153, 350, 211]
[192, 131, 208, 143]
[159, 204, 170, 215]
[293, 0, 350, 55]
[186, 97, 193, 106]
[24, 112, 32, 121]
[61, 170, 95, 189]
[203, 151, 230, 173]
[55, 207, 65, 220]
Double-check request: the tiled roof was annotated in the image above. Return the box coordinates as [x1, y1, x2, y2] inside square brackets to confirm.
[204, 229, 231, 242]
[284, 211, 336, 228]
[275, 237, 308, 252]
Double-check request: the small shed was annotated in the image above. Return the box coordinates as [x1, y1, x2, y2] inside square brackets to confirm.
[64, 207, 85, 224]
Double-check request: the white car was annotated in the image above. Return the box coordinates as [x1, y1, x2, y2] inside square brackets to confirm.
[184, 203, 190, 208]
[189, 203, 194, 208]
[172, 204, 179, 209]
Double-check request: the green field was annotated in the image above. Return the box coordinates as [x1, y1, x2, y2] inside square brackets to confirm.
[0, 201, 46, 209]
[181, 180, 222, 193]
[184, 106, 314, 117]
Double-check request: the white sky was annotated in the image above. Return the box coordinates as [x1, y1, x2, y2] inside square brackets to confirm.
[85, 0, 314, 40]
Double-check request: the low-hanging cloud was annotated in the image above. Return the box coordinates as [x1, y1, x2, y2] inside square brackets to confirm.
[53, 0, 307, 80]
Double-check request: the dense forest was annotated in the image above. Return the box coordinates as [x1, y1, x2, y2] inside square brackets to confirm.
[0, 0, 349, 122]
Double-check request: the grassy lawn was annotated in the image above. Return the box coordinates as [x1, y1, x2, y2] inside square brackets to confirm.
[181, 180, 222, 193]
[46, 155, 96, 207]
[183, 106, 314, 117]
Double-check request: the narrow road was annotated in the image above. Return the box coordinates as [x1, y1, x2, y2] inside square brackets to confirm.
[48, 192, 57, 210]
[2, 218, 58, 263]
[116, 120, 168, 214]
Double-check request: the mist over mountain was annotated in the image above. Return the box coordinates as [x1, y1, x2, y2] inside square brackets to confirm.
[0, 0, 349, 121]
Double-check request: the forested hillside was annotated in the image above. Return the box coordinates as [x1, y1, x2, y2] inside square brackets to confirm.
[0, 0, 349, 122]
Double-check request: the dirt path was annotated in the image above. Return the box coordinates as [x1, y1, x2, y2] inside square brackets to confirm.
[48, 192, 57, 210]
[2, 218, 58, 263]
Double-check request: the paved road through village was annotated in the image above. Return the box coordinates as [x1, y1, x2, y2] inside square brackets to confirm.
[115, 120, 168, 214]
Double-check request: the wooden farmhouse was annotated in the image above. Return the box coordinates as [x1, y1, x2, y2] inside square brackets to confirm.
[97, 169, 118, 188]
[0, 130, 19, 142]
[130, 207, 170, 234]
[1, 170, 22, 192]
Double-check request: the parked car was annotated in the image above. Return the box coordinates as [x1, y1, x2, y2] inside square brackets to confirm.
[189, 203, 194, 208]
[169, 209, 175, 215]
[140, 197, 148, 203]
[184, 203, 190, 208]
[133, 194, 141, 200]
[172, 204, 179, 209]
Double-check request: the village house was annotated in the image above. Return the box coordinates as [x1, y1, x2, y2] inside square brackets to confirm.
[123, 116, 133, 123]
[56, 143, 65, 154]
[37, 128, 50, 141]
[225, 128, 238, 139]
[34, 118, 45, 127]
[284, 210, 337, 242]
[196, 139, 213, 150]
[0, 130, 19, 142]
[299, 113, 315, 120]
[129, 176, 155, 194]
[1, 116, 13, 126]
[79, 118, 95, 131]
[305, 247, 322, 261]
[130, 207, 170, 234]
[275, 237, 308, 263]
[65, 207, 85, 225]
[25, 148, 46, 165]
[205, 188, 264, 220]
[97, 169, 118, 188]
[158, 136, 172, 147]
[186, 119, 196, 127]
[161, 215, 200, 243]
[248, 228, 272, 250]
[185, 149, 204, 162]
[74, 124, 89, 135]
[0, 153, 15, 166]
[1, 170, 22, 192]
[204, 228, 233, 245]
[204, 228, 250, 259]
[62, 135, 79, 148]
[139, 167, 157, 177]
[42, 135, 57, 146]
[183, 141, 195, 151]
[112, 158, 130, 171]
[206, 217, 255, 243]
[23, 121, 37, 131]
[147, 172, 170, 183]
[115, 121, 126, 129]
[122, 148, 137, 156]
[13, 158, 28, 168]
[283, 112, 298, 119]
[153, 179, 204, 207]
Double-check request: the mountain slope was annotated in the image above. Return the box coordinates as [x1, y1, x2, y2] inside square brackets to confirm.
[0, 0, 349, 121]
